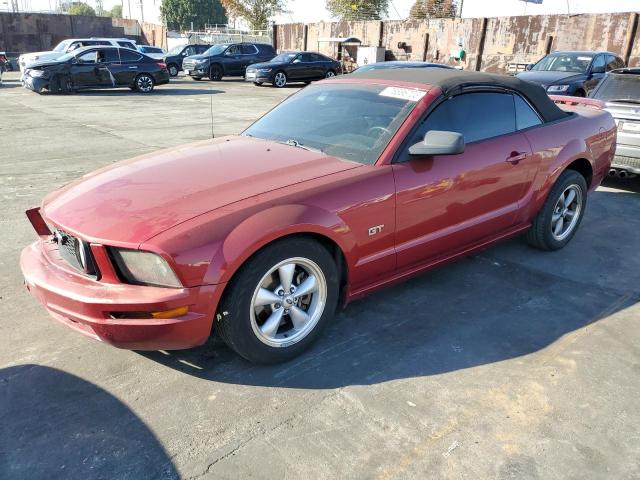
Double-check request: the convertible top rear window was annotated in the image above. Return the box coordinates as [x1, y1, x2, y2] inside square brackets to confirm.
[243, 83, 420, 164]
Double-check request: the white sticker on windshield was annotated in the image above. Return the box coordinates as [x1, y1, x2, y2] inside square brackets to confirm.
[577, 56, 592, 61]
[379, 87, 426, 102]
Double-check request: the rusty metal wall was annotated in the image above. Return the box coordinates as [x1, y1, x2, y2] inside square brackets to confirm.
[275, 11, 640, 72]
[0, 12, 166, 56]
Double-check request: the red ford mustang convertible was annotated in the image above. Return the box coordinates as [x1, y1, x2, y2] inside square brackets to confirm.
[21, 69, 616, 363]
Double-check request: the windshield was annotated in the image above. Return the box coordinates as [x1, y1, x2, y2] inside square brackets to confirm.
[591, 73, 640, 103]
[272, 53, 298, 63]
[168, 45, 185, 55]
[53, 41, 69, 52]
[531, 53, 593, 73]
[204, 44, 228, 56]
[244, 84, 422, 164]
[57, 49, 84, 63]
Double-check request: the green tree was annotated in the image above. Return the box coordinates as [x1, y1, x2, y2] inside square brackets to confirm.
[105, 4, 123, 17]
[409, 0, 457, 19]
[68, 2, 97, 15]
[325, 0, 388, 20]
[220, 0, 285, 31]
[161, 0, 227, 31]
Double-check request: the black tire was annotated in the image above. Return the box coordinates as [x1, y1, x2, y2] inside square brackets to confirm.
[253, 81, 263, 86]
[272, 71, 287, 88]
[209, 64, 223, 81]
[325, 69, 336, 78]
[526, 169, 588, 250]
[167, 64, 179, 77]
[216, 237, 340, 364]
[134, 73, 155, 93]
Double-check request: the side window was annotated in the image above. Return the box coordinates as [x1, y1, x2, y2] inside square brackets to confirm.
[312, 53, 326, 62]
[301, 53, 315, 62]
[514, 95, 542, 130]
[118, 41, 136, 50]
[417, 92, 516, 145]
[77, 50, 97, 63]
[240, 44, 258, 55]
[196, 45, 208, 54]
[226, 45, 240, 55]
[591, 55, 606, 71]
[102, 49, 120, 63]
[119, 49, 143, 62]
[614, 56, 626, 69]
[605, 54, 617, 71]
[184, 46, 196, 56]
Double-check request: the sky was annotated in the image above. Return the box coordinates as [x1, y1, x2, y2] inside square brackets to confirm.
[9, 0, 640, 23]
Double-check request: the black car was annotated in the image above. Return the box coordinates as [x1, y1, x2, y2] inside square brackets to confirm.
[162, 44, 211, 77]
[21, 46, 169, 94]
[245, 51, 341, 87]
[182, 43, 276, 81]
[516, 51, 625, 97]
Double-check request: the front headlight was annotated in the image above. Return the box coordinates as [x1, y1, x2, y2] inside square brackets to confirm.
[29, 69, 48, 78]
[110, 248, 182, 288]
[547, 85, 570, 92]
[258, 68, 272, 73]
[196, 60, 208, 67]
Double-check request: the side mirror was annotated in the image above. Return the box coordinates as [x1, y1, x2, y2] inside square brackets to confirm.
[293, 58, 302, 64]
[591, 65, 605, 74]
[525, 63, 534, 71]
[408, 130, 465, 156]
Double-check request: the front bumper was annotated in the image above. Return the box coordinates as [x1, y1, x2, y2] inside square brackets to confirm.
[22, 73, 48, 93]
[184, 64, 208, 77]
[245, 71, 271, 83]
[21, 241, 224, 350]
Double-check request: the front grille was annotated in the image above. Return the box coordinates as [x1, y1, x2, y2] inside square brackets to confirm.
[182, 59, 197, 69]
[53, 229, 98, 277]
[613, 154, 640, 170]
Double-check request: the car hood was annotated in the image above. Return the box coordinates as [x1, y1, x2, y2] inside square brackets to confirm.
[42, 136, 361, 245]
[516, 70, 586, 86]
[185, 54, 208, 61]
[248, 61, 287, 70]
[26, 59, 64, 69]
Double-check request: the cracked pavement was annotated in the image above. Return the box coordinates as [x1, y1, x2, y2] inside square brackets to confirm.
[1, 72, 640, 479]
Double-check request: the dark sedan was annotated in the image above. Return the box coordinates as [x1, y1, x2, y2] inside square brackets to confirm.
[516, 51, 625, 97]
[246, 51, 341, 87]
[22, 46, 169, 94]
[351, 61, 453, 74]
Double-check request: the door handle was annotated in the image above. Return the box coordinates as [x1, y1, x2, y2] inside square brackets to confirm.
[505, 151, 527, 165]
[128, 66, 138, 69]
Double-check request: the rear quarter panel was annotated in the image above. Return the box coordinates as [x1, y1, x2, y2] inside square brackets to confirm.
[517, 108, 616, 224]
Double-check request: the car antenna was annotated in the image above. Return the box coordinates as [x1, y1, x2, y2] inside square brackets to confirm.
[210, 86, 215, 139]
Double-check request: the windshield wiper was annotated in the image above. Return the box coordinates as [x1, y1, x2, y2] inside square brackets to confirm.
[281, 139, 323, 153]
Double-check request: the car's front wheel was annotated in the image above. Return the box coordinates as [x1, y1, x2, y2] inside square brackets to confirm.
[273, 71, 287, 88]
[216, 237, 339, 363]
[134, 73, 155, 93]
[167, 64, 179, 77]
[526, 169, 587, 250]
[325, 69, 336, 78]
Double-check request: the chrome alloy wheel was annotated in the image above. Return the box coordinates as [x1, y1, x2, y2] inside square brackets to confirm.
[274, 72, 287, 87]
[136, 74, 153, 92]
[325, 70, 336, 78]
[250, 257, 327, 347]
[551, 184, 582, 241]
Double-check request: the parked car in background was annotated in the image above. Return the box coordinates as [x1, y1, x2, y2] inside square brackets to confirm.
[183, 42, 276, 81]
[246, 51, 341, 87]
[138, 45, 166, 59]
[162, 44, 211, 77]
[20, 68, 615, 363]
[22, 46, 169, 94]
[350, 60, 454, 74]
[590, 67, 640, 179]
[516, 51, 625, 97]
[19, 38, 138, 72]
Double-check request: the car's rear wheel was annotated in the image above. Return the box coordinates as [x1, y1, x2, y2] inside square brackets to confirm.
[209, 64, 223, 81]
[167, 64, 179, 77]
[526, 169, 587, 250]
[216, 237, 339, 364]
[134, 73, 155, 93]
[273, 71, 287, 88]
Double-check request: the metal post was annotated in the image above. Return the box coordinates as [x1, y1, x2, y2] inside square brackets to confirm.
[474, 17, 488, 71]
[422, 33, 429, 61]
[623, 12, 639, 66]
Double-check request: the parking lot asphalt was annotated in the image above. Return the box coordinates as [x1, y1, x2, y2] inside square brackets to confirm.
[1, 71, 640, 479]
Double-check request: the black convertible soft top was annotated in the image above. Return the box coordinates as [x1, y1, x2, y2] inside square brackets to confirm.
[354, 67, 568, 123]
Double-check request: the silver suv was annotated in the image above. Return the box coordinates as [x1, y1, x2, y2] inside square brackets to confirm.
[591, 68, 640, 179]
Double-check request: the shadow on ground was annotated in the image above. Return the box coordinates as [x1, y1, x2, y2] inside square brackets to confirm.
[0, 365, 178, 480]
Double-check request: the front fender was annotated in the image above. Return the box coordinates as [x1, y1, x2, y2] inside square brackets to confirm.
[203, 204, 357, 285]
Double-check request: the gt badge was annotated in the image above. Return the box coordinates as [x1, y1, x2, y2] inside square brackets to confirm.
[368, 225, 384, 236]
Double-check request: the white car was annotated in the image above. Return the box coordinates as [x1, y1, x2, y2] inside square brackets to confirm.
[19, 38, 138, 72]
